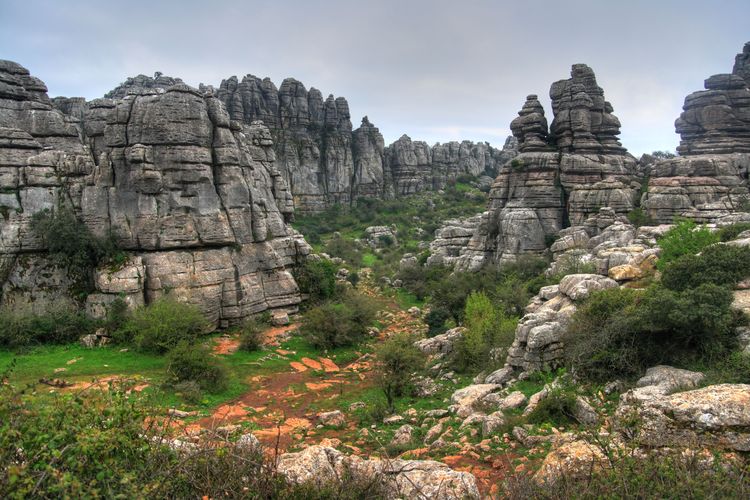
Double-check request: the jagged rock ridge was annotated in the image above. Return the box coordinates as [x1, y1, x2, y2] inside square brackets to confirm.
[0, 60, 310, 327]
[101, 72, 518, 213]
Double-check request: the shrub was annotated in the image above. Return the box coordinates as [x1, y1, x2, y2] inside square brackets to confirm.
[165, 341, 228, 392]
[0, 305, 97, 348]
[717, 222, 750, 242]
[425, 306, 451, 336]
[660, 243, 750, 291]
[301, 291, 377, 349]
[452, 291, 517, 372]
[104, 297, 129, 333]
[346, 271, 360, 288]
[375, 332, 425, 411]
[293, 258, 337, 304]
[172, 380, 203, 404]
[626, 207, 655, 227]
[31, 206, 124, 287]
[238, 317, 266, 352]
[656, 218, 719, 270]
[501, 445, 750, 499]
[564, 284, 737, 383]
[0, 380, 386, 498]
[525, 385, 578, 426]
[117, 297, 210, 354]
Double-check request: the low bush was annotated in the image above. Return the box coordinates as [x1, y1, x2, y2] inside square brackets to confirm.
[525, 385, 578, 426]
[301, 291, 377, 349]
[165, 341, 228, 393]
[0, 380, 386, 499]
[293, 258, 337, 304]
[656, 218, 719, 270]
[717, 222, 750, 242]
[425, 306, 451, 337]
[0, 305, 97, 349]
[564, 284, 738, 383]
[502, 446, 750, 499]
[116, 297, 210, 354]
[375, 332, 425, 411]
[238, 317, 266, 352]
[31, 206, 125, 288]
[452, 291, 517, 372]
[626, 207, 655, 227]
[660, 243, 750, 291]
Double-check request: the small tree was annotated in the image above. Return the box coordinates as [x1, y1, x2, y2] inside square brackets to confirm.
[375, 333, 425, 411]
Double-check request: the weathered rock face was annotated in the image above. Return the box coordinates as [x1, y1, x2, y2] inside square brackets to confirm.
[102, 72, 517, 214]
[276, 445, 480, 499]
[644, 42, 750, 223]
[0, 60, 309, 327]
[455, 66, 638, 269]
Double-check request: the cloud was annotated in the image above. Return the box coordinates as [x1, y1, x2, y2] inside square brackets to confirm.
[0, 0, 748, 155]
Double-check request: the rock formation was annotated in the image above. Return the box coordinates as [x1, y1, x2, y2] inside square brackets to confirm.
[451, 65, 638, 269]
[643, 42, 750, 222]
[0, 60, 309, 327]
[104, 72, 517, 214]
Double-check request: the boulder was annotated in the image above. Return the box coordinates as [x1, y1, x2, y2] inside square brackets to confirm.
[317, 410, 346, 428]
[276, 445, 480, 499]
[616, 384, 750, 451]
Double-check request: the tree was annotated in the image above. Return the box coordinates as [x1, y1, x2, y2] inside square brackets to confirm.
[375, 333, 425, 411]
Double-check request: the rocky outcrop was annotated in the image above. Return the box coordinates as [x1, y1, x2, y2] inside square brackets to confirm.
[107, 72, 516, 214]
[502, 208, 660, 374]
[454, 65, 638, 269]
[643, 42, 750, 223]
[617, 381, 750, 452]
[426, 213, 484, 267]
[276, 445, 480, 499]
[0, 60, 309, 327]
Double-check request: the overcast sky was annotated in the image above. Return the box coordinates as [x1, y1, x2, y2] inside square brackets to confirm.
[1, 0, 748, 155]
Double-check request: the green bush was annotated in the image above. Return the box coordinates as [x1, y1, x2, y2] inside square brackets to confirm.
[375, 332, 425, 411]
[116, 297, 210, 354]
[626, 208, 655, 227]
[525, 385, 578, 426]
[238, 317, 266, 352]
[0, 380, 385, 498]
[31, 206, 124, 287]
[564, 284, 737, 383]
[660, 243, 750, 291]
[717, 222, 750, 242]
[452, 292, 517, 372]
[165, 341, 228, 392]
[656, 218, 719, 270]
[293, 258, 337, 304]
[425, 306, 451, 337]
[301, 291, 377, 349]
[0, 305, 97, 348]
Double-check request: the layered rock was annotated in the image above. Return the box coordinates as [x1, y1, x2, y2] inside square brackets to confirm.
[103, 72, 517, 213]
[455, 66, 638, 268]
[276, 445, 480, 499]
[644, 42, 750, 223]
[0, 60, 309, 327]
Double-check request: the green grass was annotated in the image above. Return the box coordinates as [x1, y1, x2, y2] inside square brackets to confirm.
[0, 331, 374, 413]
[393, 289, 424, 309]
[361, 252, 378, 267]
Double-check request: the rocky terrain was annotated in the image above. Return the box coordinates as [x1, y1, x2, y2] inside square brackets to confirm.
[106, 72, 518, 213]
[430, 43, 750, 270]
[0, 60, 310, 327]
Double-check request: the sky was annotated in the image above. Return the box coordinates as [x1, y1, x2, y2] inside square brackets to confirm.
[1, 0, 748, 156]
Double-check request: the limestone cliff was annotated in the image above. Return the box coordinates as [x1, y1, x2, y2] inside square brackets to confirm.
[0, 60, 310, 328]
[104, 72, 516, 214]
